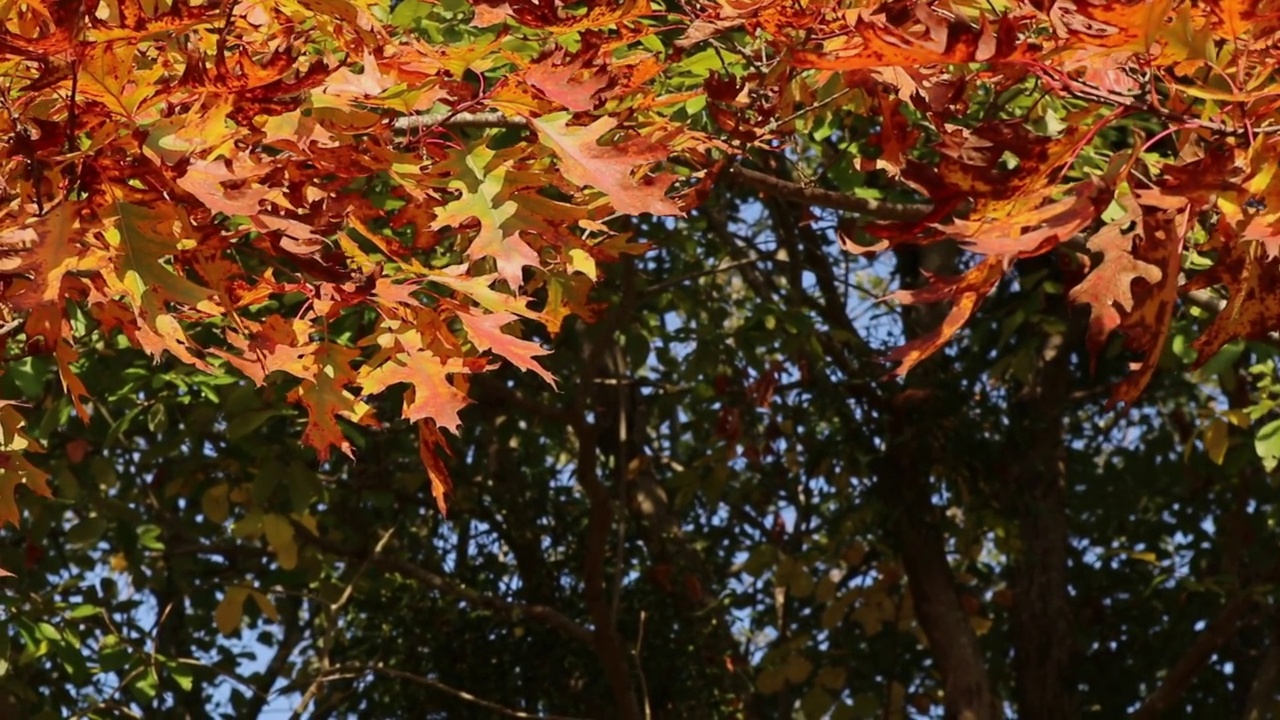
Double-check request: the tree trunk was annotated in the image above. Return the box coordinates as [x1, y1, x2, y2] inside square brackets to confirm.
[878, 243, 1000, 720]
[1005, 280, 1077, 720]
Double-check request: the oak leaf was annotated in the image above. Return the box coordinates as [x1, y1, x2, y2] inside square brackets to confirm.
[532, 114, 682, 216]
[458, 310, 556, 387]
[358, 348, 472, 433]
[884, 256, 1006, 377]
[430, 144, 541, 290]
[289, 343, 375, 461]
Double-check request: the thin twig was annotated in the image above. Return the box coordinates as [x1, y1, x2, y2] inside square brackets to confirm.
[293, 526, 400, 718]
[393, 111, 529, 132]
[1132, 591, 1257, 719]
[643, 253, 779, 296]
[726, 165, 932, 222]
[635, 610, 651, 720]
[291, 521, 593, 644]
[320, 662, 592, 720]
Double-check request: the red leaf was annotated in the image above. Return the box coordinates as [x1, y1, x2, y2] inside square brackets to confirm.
[359, 349, 472, 433]
[289, 343, 374, 461]
[532, 114, 682, 216]
[884, 256, 1006, 377]
[525, 49, 609, 112]
[418, 421, 453, 515]
[458, 310, 556, 387]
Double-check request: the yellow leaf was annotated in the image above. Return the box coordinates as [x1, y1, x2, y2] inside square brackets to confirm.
[783, 654, 813, 684]
[887, 682, 907, 720]
[215, 587, 249, 636]
[790, 571, 815, 599]
[817, 666, 847, 690]
[970, 616, 993, 636]
[814, 575, 838, 604]
[821, 594, 851, 629]
[756, 667, 786, 695]
[568, 248, 597, 279]
[232, 511, 264, 540]
[1129, 551, 1158, 564]
[263, 514, 299, 570]
[201, 485, 230, 524]
[248, 590, 279, 622]
[1203, 417, 1229, 465]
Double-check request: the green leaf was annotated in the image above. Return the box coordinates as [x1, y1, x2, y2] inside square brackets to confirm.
[170, 662, 196, 691]
[65, 516, 108, 547]
[1255, 418, 1280, 471]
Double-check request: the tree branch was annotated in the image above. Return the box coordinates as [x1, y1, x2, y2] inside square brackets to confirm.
[726, 165, 932, 222]
[320, 662, 590, 720]
[291, 523, 594, 645]
[1132, 592, 1257, 720]
[571, 282, 644, 720]
[245, 596, 302, 720]
[393, 111, 528, 132]
[1244, 627, 1280, 720]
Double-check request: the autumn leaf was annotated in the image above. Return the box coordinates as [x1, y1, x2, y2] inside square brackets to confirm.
[214, 316, 318, 386]
[358, 348, 472, 433]
[458, 309, 556, 387]
[1104, 202, 1186, 405]
[108, 200, 217, 311]
[2, 202, 99, 310]
[418, 420, 453, 515]
[792, 15, 1030, 71]
[525, 49, 609, 112]
[884, 256, 1006, 377]
[532, 114, 682, 216]
[429, 144, 541, 290]
[0, 403, 51, 528]
[1068, 193, 1162, 360]
[289, 343, 375, 461]
[1185, 240, 1280, 366]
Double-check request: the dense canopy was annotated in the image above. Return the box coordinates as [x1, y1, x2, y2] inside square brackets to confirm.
[2, 0, 1280, 718]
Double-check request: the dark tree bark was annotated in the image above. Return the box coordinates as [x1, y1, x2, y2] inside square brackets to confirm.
[877, 243, 1000, 720]
[1004, 264, 1078, 720]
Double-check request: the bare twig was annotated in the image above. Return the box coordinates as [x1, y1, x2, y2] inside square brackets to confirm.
[643, 252, 780, 296]
[318, 662, 590, 720]
[726, 165, 932, 222]
[1132, 592, 1257, 720]
[293, 526, 400, 718]
[635, 610, 652, 720]
[292, 521, 593, 644]
[393, 111, 528, 132]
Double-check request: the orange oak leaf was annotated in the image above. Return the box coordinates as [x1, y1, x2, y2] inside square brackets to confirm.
[884, 256, 1007, 377]
[1, 202, 98, 310]
[418, 420, 453, 515]
[108, 199, 217, 311]
[458, 310, 556, 387]
[1103, 201, 1186, 406]
[429, 144, 542, 290]
[289, 343, 375, 461]
[358, 348, 472, 433]
[1185, 240, 1280, 367]
[525, 49, 609, 112]
[531, 113, 682, 216]
[793, 15, 1030, 71]
[0, 403, 52, 529]
[1068, 194, 1161, 360]
[214, 316, 318, 386]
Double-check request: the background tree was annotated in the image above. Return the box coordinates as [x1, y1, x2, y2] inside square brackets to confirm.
[2, 1, 1280, 719]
